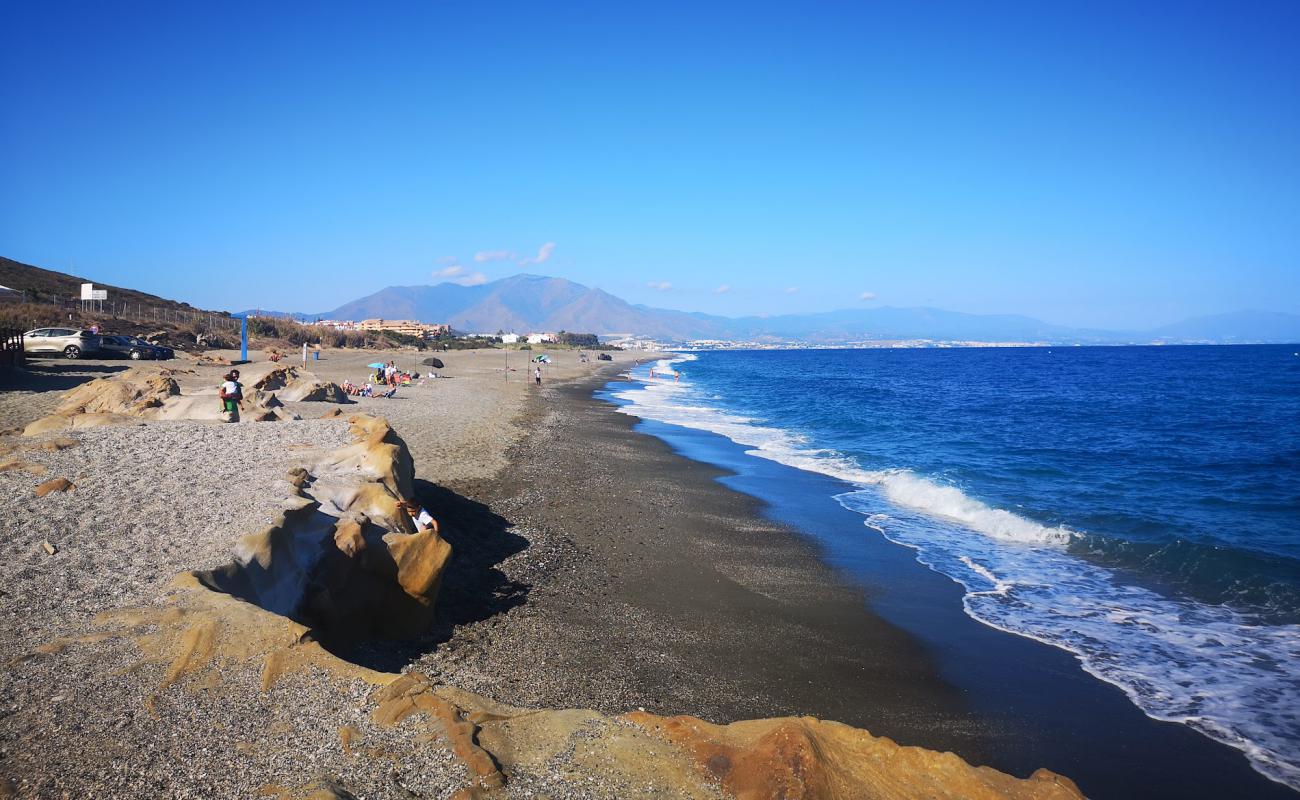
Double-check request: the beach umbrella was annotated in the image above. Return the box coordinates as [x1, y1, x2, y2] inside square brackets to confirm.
[367, 362, 385, 369]
[421, 357, 445, 368]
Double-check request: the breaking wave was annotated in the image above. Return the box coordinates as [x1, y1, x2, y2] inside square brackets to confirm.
[608, 354, 1300, 789]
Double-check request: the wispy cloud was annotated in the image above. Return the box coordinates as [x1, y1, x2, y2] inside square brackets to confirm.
[714, 284, 731, 294]
[784, 286, 800, 294]
[519, 242, 556, 266]
[434, 255, 458, 265]
[433, 263, 488, 286]
[474, 249, 513, 263]
[646, 281, 673, 291]
[859, 291, 876, 301]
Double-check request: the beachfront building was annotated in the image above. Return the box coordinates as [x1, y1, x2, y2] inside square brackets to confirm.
[605, 334, 669, 351]
[357, 319, 452, 340]
[500, 333, 520, 344]
[526, 332, 557, 344]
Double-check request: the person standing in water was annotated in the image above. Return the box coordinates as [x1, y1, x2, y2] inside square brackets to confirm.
[219, 369, 244, 422]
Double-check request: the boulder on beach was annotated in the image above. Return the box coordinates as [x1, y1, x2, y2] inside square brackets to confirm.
[192, 413, 447, 640]
[278, 379, 350, 403]
[34, 478, 75, 497]
[251, 365, 350, 403]
[56, 370, 180, 416]
[22, 367, 306, 432]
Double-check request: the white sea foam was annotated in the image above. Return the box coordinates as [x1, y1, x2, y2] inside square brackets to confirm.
[613, 356, 1071, 547]
[610, 357, 1300, 789]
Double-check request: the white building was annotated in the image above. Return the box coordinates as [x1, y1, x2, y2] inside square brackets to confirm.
[526, 332, 557, 344]
[500, 333, 520, 344]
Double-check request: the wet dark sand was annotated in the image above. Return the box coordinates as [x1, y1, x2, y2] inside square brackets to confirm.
[411, 370, 1297, 800]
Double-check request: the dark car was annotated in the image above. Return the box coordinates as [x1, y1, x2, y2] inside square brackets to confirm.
[100, 335, 172, 360]
[597, 352, 613, 361]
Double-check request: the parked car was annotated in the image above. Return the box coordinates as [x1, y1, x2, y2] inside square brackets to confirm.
[100, 335, 161, 360]
[22, 327, 102, 359]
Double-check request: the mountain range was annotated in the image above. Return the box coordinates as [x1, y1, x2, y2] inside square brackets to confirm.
[266, 274, 1300, 345]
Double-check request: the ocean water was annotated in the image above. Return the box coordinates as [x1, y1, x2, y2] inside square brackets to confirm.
[609, 345, 1300, 789]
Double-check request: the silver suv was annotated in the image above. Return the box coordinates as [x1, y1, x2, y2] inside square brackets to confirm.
[23, 327, 103, 359]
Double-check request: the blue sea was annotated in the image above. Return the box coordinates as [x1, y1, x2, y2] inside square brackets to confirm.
[609, 345, 1300, 789]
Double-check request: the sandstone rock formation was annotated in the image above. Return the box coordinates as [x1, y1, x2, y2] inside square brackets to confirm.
[194, 414, 448, 641]
[21, 367, 300, 433]
[620, 712, 1082, 800]
[34, 477, 75, 497]
[255, 365, 351, 403]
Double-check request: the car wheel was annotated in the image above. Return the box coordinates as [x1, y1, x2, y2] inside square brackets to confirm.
[130, 350, 142, 360]
[64, 345, 81, 359]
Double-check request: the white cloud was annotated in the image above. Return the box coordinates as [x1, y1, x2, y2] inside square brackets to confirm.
[434, 255, 458, 265]
[646, 281, 673, 291]
[474, 250, 513, 263]
[859, 291, 876, 301]
[434, 264, 488, 286]
[519, 242, 556, 266]
[714, 284, 731, 294]
[784, 286, 800, 294]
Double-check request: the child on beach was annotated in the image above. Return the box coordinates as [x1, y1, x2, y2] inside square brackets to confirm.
[218, 370, 243, 422]
[403, 500, 439, 534]
[534, 366, 542, 386]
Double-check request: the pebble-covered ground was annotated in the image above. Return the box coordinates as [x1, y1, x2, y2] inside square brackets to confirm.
[0, 420, 350, 655]
[0, 420, 487, 799]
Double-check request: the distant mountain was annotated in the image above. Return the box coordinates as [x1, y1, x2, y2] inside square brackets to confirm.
[323, 274, 734, 340]
[317, 274, 1300, 344]
[1148, 310, 1300, 343]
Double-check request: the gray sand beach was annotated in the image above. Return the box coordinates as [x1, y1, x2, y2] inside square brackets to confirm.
[0, 347, 1079, 799]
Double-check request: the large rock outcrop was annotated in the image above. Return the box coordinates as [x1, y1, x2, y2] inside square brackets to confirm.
[255, 365, 352, 403]
[21, 367, 301, 434]
[195, 414, 448, 641]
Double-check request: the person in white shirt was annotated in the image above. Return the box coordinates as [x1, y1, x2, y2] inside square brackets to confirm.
[218, 370, 243, 422]
[403, 500, 439, 534]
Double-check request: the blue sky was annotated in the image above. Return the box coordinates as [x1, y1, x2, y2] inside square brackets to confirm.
[2, 0, 1297, 329]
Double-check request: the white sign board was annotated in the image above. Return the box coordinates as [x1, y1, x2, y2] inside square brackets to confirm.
[91, 290, 107, 301]
[80, 283, 95, 300]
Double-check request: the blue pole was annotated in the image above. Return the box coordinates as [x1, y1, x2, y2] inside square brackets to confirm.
[240, 316, 248, 362]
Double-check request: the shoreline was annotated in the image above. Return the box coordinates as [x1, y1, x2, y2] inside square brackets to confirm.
[407, 368, 983, 753]
[0, 347, 1285, 797]
[578, 363, 1299, 800]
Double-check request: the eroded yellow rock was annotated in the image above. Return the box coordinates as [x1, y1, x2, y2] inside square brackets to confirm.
[34, 477, 75, 497]
[621, 712, 1084, 800]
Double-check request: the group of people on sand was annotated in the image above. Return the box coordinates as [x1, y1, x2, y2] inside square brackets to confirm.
[374, 360, 417, 387]
[342, 379, 397, 399]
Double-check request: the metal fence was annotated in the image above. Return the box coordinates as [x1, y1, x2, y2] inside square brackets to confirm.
[11, 292, 239, 332]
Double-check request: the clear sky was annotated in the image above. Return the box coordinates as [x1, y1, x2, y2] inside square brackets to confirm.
[2, 0, 1297, 329]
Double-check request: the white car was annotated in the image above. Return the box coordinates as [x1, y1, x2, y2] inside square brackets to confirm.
[22, 327, 103, 359]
